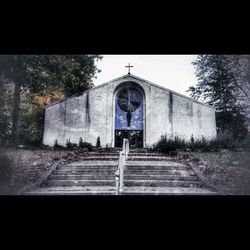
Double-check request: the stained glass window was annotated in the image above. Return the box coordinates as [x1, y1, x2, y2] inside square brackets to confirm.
[115, 87, 143, 130]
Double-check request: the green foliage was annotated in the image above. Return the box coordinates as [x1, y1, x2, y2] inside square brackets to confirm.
[28, 55, 102, 97]
[0, 55, 102, 95]
[79, 137, 94, 151]
[154, 134, 250, 154]
[154, 136, 186, 154]
[187, 55, 249, 140]
[52, 137, 94, 151]
[66, 139, 71, 148]
[79, 137, 84, 147]
[18, 95, 44, 146]
[96, 136, 101, 148]
[53, 139, 64, 149]
[216, 107, 248, 140]
[0, 55, 102, 147]
[66, 139, 78, 149]
[0, 80, 13, 147]
[54, 139, 59, 147]
[0, 105, 11, 147]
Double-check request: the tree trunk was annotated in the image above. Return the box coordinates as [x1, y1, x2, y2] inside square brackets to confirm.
[11, 81, 21, 147]
[247, 55, 250, 90]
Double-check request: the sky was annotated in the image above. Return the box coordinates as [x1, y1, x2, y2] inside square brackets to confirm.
[93, 55, 198, 97]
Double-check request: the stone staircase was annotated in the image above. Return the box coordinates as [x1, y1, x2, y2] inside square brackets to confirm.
[23, 149, 215, 195]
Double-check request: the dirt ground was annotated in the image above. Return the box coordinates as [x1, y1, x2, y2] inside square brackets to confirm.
[0, 148, 80, 194]
[175, 150, 250, 195]
[0, 148, 250, 195]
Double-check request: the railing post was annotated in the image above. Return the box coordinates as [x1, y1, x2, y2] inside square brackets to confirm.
[115, 170, 119, 195]
[115, 138, 129, 195]
[122, 138, 125, 153]
[122, 138, 129, 159]
[126, 139, 129, 158]
[119, 151, 125, 193]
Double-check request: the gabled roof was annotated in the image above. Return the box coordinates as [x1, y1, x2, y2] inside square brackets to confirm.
[45, 73, 215, 110]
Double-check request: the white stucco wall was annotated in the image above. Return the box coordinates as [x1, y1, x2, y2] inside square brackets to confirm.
[43, 74, 217, 147]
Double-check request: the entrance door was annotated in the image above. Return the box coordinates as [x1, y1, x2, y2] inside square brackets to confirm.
[115, 87, 143, 148]
[115, 130, 143, 148]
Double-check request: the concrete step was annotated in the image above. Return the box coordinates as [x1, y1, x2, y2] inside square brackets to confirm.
[42, 180, 116, 187]
[64, 159, 185, 166]
[42, 179, 202, 188]
[124, 166, 193, 176]
[56, 165, 189, 171]
[89, 149, 120, 153]
[126, 161, 186, 167]
[59, 160, 186, 168]
[88, 152, 119, 155]
[128, 149, 149, 153]
[124, 169, 194, 175]
[48, 174, 115, 180]
[23, 150, 213, 195]
[49, 174, 199, 181]
[24, 186, 116, 195]
[53, 170, 117, 175]
[128, 153, 164, 156]
[122, 187, 216, 195]
[127, 156, 172, 161]
[80, 156, 119, 161]
[53, 169, 192, 176]
[65, 161, 118, 166]
[24, 186, 215, 195]
[124, 180, 203, 188]
[57, 165, 117, 170]
[57, 163, 189, 170]
[126, 165, 190, 171]
[125, 175, 199, 181]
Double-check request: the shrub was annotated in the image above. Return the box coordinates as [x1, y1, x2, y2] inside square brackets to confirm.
[53, 139, 64, 149]
[154, 132, 250, 154]
[66, 139, 78, 149]
[79, 137, 93, 151]
[96, 136, 101, 148]
[154, 136, 186, 154]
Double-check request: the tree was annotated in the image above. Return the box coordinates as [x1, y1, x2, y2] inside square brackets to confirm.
[28, 55, 102, 97]
[0, 56, 28, 146]
[236, 55, 250, 129]
[0, 55, 102, 146]
[18, 93, 44, 146]
[0, 78, 12, 146]
[187, 55, 248, 140]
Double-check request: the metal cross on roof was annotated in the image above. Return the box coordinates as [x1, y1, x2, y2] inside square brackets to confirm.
[125, 62, 133, 74]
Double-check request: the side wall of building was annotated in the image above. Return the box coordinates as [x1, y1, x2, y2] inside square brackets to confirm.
[43, 95, 87, 147]
[143, 85, 217, 146]
[43, 84, 114, 147]
[171, 94, 217, 142]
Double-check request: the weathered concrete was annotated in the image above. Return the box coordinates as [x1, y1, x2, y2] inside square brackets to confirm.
[24, 186, 216, 195]
[23, 150, 216, 195]
[43, 74, 217, 148]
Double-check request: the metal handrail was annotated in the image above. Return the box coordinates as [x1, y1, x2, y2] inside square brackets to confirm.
[123, 138, 129, 159]
[115, 138, 129, 195]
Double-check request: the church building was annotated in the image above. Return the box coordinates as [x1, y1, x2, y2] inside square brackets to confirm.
[42, 71, 217, 148]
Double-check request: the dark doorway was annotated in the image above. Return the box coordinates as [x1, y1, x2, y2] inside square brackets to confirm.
[115, 130, 143, 148]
